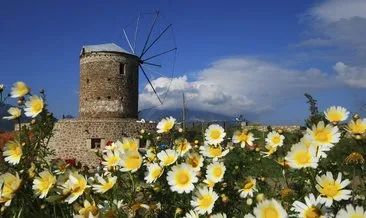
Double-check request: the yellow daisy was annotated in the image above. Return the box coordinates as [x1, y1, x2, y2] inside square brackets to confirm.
[285, 143, 319, 169]
[76, 200, 99, 218]
[205, 124, 226, 145]
[336, 204, 366, 218]
[307, 121, 340, 148]
[120, 137, 139, 153]
[185, 152, 204, 172]
[157, 116, 176, 133]
[291, 194, 327, 218]
[175, 138, 191, 156]
[92, 175, 117, 194]
[157, 149, 178, 166]
[0, 172, 22, 206]
[206, 162, 226, 183]
[102, 150, 122, 169]
[144, 163, 164, 183]
[265, 131, 285, 148]
[232, 130, 256, 148]
[10, 81, 29, 98]
[167, 163, 198, 194]
[239, 177, 258, 198]
[324, 106, 349, 123]
[3, 140, 22, 165]
[32, 170, 56, 198]
[190, 186, 218, 215]
[315, 171, 351, 207]
[120, 151, 143, 172]
[252, 198, 288, 218]
[61, 172, 88, 204]
[3, 107, 21, 120]
[347, 118, 366, 135]
[24, 95, 44, 118]
[200, 144, 229, 162]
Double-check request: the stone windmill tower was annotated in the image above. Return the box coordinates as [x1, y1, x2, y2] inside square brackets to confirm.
[49, 12, 177, 165]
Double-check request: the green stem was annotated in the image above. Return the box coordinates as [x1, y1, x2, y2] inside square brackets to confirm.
[128, 172, 135, 203]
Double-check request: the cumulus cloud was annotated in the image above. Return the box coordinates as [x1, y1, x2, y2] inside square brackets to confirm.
[333, 62, 366, 88]
[139, 57, 336, 116]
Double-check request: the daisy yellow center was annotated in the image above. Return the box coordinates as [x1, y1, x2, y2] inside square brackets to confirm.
[349, 122, 366, 134]
[39, 177, 53, 192]
[80, 205, 98, 217]
[238, 133, 248, 142]
[107, 156, 120, 166]
[163, 155, 176, 165]
[327, 111, 343, 122]
[209, 147, 222, 157]
[151, 168, 162, 179]
[178, 143, 188, 152]
[187, 156, 200, 168]
[31, 99, 43, 112]
[305, 207, 322, 218]
[314, 129, 331, 143]
[210, 129, 221, 140]
[16, 84, 28, 95]
[72, 180, 86, 195]
[12, 146, 22, 156]
[321, 182, 339, 197]
[174, 170, 191, 187]
[162, 121, 173, 132]
[350, 215, 363, 218]
[213, 166, 223, 178]
[101, 181, 114, 191]
[272, 136, 281, 144]
[294, 151, 311, 165]
[244, 181, 254, 190]
[125, 154, 141, 170]
[262, 206, 279, 218]
[198, 194, 214, 209]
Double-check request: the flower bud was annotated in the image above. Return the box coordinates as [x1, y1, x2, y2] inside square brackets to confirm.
[246, 198, 253, 205]
[175, 208, 183, 215]
[0, 84, 4, 92]
[277, 129, 283, 134]
[140, 129, 145, 134]
[178, 128, 183, 133]
[256, 193, 265, 202]
[354, 134, 362, 140]
[194, 140, 199, 144]
[31, 119, 36, 125]
[17, 100, 23, 106]
[353, 114, 360, 120]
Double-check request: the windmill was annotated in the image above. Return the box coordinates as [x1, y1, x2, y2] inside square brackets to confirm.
[121, 11, 177, 114]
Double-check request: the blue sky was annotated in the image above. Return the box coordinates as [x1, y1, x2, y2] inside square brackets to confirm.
[1, 0, 365, 124]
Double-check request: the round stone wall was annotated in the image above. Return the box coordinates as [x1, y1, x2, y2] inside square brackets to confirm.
[79, 52, 139, 119]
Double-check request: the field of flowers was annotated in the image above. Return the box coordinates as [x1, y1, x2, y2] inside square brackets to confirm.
[0, 82, 365, 218]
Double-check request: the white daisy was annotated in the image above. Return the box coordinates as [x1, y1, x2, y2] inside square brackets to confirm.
[206, 162, 226, 183]
[3, 107, 21, 120]
[24, 95, 44, 118]
[336, 204, 366, 218]
[265, 131, 285, 148]
[10, 81, 29, 98]
[92, 175, 117, 193]
[324, 106, 349, 123]
[200, 144, 229, 162]
[239, 177, 258, 198]
[232, 130, 256, 148]
[175, 138, 191, 156]
[157, 116, 176, 133]
[285, 142, 319, 169]
[157, 149, 178, 166]
[292, 193, 327, 218]
[252, 198, 288, 218]
[347, 118, 366, 135]
[211, 213, 227, 218]
[32, 170, 56, 199]
[167, 163, 198, 194]
[307, 121, 340, 148]
[144, 163, 164, 183]
[300, 135, 329, 159]
[191, 186, 218, 215]
[315, 172, 351, 207]
[183, 210, 199, 218]
[185, 152, 204, 172]
[120, 151, 143, 172]
[3, 140, 22, 165]
[205, 124, 226, 145]
[102, 150, 122, 169]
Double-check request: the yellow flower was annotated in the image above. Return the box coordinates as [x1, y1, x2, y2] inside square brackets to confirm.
[232, 130, 256, 148]
[185, 153, 204, 171]
[205, 124, 226, 145]
[32, 170, 56, 199]
[62, 172, 88, 204]
[157, 149, 178, 166]
[252, 199, 287, 218]
[2, 107, 21, 120]
[285, 143, 319, 169]
[315, 172, 351, 207]
[102, 150, 122, 169]
[265, 131, 285, 148]
[157, 116, 176, 133]
[260, 145, 277, 157]
[77, 200, 99, 218]
[200, 144, 229, 161]
[92, 175, 117, 194]
[24, 95, 44, 118]
[190, 186, 218, 215]
[167, 163, 198, 194]
[120, 151, 142, 172]
[0, 172, 22, 206]
[10, 81, 29, 98]
[324, 106, 349, 123]
[347, 118, 366, 135]
[120, 137, 139, 152]
[292, 194, 326, 218]
[307, 121, 340, 148]
[144, 163, 164, 183]
[239, 177, 257, 198]
[345, 152, 364, 165]
[206, 162, 226, 183]
[175, 138, 191, 156]
[3, 140, 22, 165]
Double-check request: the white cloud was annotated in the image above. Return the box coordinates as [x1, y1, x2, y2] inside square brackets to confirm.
[333, 62, 366, 88]
[139, 57, 336, 116]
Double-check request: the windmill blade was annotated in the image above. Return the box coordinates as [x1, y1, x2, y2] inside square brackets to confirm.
[142, 64, 165, 77]
[139, 65, 163, 105]
[142, 47, 177, 62]
[143, 62, 162, 68]
[133, 14, 140, 53]
[123, 28, 135, 54]
[140, 24, 172, 58]
[140, 11, 159, 58]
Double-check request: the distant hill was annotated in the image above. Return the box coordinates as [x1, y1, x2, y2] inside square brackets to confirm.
[0, 104, 31, 132]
